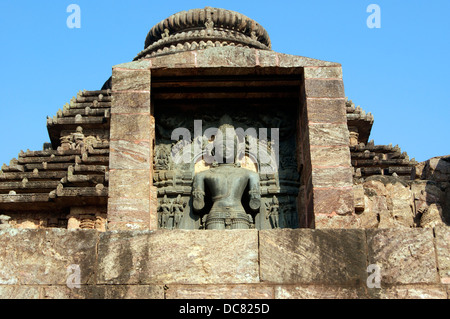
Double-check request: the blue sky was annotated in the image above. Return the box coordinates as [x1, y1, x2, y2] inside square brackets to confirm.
[0, 0, 448, 166]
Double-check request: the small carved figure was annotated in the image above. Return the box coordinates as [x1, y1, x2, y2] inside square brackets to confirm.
[205, 18, 214, 32]
[154, 145, 172, 171]
[266, 196, 280, 229]
[172, 195, 186, 229]
[60, 135, 72, 151]
[158, 195, 172, 229]
[71, 126, 85, 149]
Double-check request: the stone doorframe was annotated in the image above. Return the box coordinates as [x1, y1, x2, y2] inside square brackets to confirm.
[107, 47, 354, 231]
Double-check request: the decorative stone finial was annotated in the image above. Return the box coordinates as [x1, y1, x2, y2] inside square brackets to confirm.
[135, 7, 271, 59]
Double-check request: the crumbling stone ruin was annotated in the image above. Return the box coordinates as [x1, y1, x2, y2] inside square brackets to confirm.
[0, 7, 448, 299]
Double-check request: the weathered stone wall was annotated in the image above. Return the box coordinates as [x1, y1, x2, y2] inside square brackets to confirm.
[1, 227, 448, 299]
[353, 156, 450, 229]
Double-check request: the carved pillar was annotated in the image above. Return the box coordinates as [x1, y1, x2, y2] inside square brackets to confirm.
[108, 60, 155, 231]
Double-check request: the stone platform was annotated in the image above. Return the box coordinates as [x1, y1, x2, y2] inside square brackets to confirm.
[0, 228, 448, 299]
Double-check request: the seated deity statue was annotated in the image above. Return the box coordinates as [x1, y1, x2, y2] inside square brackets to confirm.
[192, 122, 261, 230]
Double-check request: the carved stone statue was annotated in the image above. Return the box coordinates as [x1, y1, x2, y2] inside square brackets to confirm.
[172, 195, 186, 229]
[158, 195, 172, 229]
[154, 145, 172, 171]
[266, 196, 280, 229]
[192, 122, 261, 230]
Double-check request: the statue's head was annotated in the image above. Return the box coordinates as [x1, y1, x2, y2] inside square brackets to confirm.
[214, 121, 238, 164]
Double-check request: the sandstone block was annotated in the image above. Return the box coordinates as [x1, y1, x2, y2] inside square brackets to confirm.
[314, 214, 360, 229]
[277, 53, 339, 67]
[423, 156, 450, 182]
[363, 179, 388, 197]
[107, 198, 150, 223]
[308, 123, 350, 146]
[419, 204, 445, 228]
[435, 226, 450, 283]
[108, 169, 150, 199]
[195, 47, 256, 68]
[41, 285, 164, 299]
[275, 285, 367, 299]
[309, 146, 351, 167]
[150, 51, 196, 69]
[110, 140, 151, 170]
[257, 50, 278, 67]
[371, 285, 448, 299]
[259, 229, 367, 285]
[0, 229, 97, 285]
[353, 185, 365, 212]
[304, 79, 345, 98]
[107, 222, 150, 231]
[97, 230, 259, 285]
[311, 166, 353, 188]
[0, 286, 40, 299]
[113, 60, 151, 70]
[111, 92, 151, 114]
[411, 181, 444, 204]
[165, 284, 274, 299]
[386, 182, 414, 207]
[367, 228, 439, 284]
[304, 66, 343, 79]
[356, 199, 380, 229]
[390, 208, 415, 228]
[306, 98, 347, 123]
[112, 69, 150, 91]
[312, 187, 354, 216]
[110, 113, 151, 142]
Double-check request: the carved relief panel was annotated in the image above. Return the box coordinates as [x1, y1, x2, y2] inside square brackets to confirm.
[154, 104, 300, 230]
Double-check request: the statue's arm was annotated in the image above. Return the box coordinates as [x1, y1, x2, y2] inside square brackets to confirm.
[192, 173, 206, 211]
[248, 172, 261, 211]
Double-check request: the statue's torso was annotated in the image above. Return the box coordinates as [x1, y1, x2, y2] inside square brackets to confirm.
[203, 165, 249, 214]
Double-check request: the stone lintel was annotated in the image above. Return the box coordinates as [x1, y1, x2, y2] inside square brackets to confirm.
[116, 47, 340, 71]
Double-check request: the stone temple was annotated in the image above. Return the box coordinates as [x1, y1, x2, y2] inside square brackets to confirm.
[0, 7, 449, 299]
